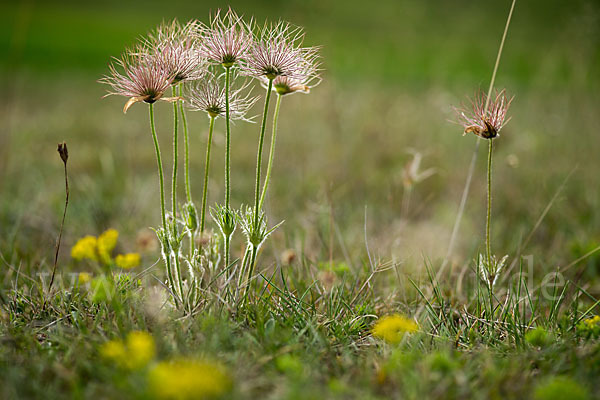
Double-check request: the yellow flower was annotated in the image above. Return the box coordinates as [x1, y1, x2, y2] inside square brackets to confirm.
[100, 339, 127, 362]
[71, 236, 98, 261]
[115, 253, 141, 269]
[125, 331, 156, 369]
[372, 314, 418, 344]
[100, 331, 155, 370]
[97, 229, 119, 264]
[149, 359, 231, 400]
[78, 272, 91, 285]
[584, 315, 600, 327]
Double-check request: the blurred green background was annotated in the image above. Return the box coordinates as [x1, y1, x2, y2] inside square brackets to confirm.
[1, 0, 599, 282]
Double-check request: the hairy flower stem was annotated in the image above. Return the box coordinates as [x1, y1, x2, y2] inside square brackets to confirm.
[244, 246, 258, 304]
[171, 86, 179, 221]
[224, 66, 232, 269]
[486, 139, 494, 276]
[178, 85, 195, 259]
[171, 86, 185, 306]
[200, 116, 216, 234]
[180, 86, 192, 203]
[258, 93, 282, 210]
[150, 104, 167, 229]
[254, 79, 274, 225]
[149, 104, 179, 308]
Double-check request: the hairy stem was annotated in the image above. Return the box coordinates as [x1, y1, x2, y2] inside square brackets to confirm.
[258, 93, 282, 210]
[224, 66, 232, 209]
[172, 86, 179, 220]
[150, 104, 179, 307]
[149, 104, 167, 229]
[179, 85, 192, 203]
[253, 79, 273, 226]
[486, 138, 493, 269]
[200, 116, 216, 234]
[224, 66, 232, 269]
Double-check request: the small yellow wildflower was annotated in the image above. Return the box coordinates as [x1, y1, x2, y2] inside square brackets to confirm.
[100, 331, 156, 370]
[78, 272, 91, 285]
[149, 359, 231, 400]
[372, 314, 418, 344]
[100, 339, 127, 362]
[115, 253, 141, 269]
[71, 236, 98, 261]
[97, 229, 119, 264]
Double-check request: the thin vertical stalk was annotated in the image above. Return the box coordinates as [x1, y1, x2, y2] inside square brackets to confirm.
[224, 66, 232, 209]
[149, 104, 179, 308]
[171, 88, 185, 306]
[486, 138, 493, 268]
[171, 86, 179, 218]
[253, 78, 273, 226]
[200, 116, 216, 234]
[179, 85, 192, 203]
[224, 66, 232, 270]
[244, 246, 258, 304]
[149, 104, 167, 229]
[258, 92, 282, 210]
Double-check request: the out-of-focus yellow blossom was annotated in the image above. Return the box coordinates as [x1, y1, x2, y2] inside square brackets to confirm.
[100, 331, 156, 370]
[372, 314, 418, 344]
[97, 229, 119, 264]
[149, 359, 231, 400]
[125, 331, 156, 369]
[115, 253, 141, 269]
[78, 272, 91, 285]
[100, 339, 127, 362]
[71, 236, 98, 261]
[577, 315, 600, 339]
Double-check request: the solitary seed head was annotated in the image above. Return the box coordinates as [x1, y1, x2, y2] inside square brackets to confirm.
[454, 89, 513, 139]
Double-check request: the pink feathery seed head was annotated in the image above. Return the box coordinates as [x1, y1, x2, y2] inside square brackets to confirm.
[186, 72, 258, 121]
[99, 47, 179, 113]
[242, 20, 314, 82]
[454, 89, 514, 139]
[199, 8, 253, 68]
[268, 46, 322, 95]
[143, 19, 208, 84]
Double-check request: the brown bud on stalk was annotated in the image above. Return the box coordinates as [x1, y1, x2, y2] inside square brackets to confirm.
[57, 142, 68, 164]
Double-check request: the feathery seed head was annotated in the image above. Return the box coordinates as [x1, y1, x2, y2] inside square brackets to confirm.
[100, 48, 176, 113]
[187, 72, 258, 120]
[243, 21, 314, 82]
[454, 89, 513, 139]
[143, 19, 208, 84]
[199, 8, 252, 68]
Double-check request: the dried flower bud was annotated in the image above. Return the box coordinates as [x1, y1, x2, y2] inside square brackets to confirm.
[281, 249, 297, 265]
[57, 142, 68, 164]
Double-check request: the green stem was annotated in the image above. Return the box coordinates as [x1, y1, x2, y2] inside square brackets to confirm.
[149, 104, 179, 308]
[180, 85, 192, 203]
[224, 66, 232, 269]
[224, 66, 232, 209]
[149, 104, 167, 229]
[486, 138, 493, 270]
[244, 245, 258, 304]
[258, 93, 282, 210]
[172, 86, 179, 219]
[253, 79, 273, 226]
[200, 116, 216, 234]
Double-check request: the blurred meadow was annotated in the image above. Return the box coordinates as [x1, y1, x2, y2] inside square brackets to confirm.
[1, 0, 600, 398]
